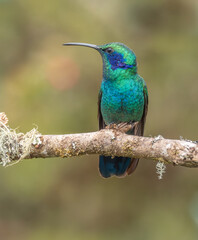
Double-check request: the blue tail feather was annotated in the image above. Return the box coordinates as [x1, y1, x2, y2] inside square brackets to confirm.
[99, 155, 131, 178]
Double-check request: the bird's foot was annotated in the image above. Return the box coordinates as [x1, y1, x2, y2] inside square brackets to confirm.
[117, 122, 132, 133]
[105, 123, 117, 130]
[105, 122, 138, 133]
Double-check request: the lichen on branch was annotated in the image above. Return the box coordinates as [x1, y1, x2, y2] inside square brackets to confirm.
[0, 113, 41, 166]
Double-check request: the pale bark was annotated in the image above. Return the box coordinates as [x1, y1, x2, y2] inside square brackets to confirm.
[0, 111, 197, 167]
[27, 130, 198, 167]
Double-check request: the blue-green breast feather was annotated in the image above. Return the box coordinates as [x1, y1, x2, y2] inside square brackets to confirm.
[100, 76, 145, 125]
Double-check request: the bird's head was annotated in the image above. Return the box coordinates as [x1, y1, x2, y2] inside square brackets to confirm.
[63, 42, 137, 80]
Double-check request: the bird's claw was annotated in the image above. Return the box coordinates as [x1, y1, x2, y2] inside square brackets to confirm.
[105, 122, 138, 133]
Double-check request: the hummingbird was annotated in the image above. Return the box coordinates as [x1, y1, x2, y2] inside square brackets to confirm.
[63, 42, 148, 178]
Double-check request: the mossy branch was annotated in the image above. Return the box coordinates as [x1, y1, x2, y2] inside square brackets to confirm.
[0, 113, 197, 167]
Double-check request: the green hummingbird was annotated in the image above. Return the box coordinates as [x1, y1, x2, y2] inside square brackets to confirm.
[63, 42, 148, 178]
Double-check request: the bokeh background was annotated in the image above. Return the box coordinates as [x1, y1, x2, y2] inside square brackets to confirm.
[0, 0, 198, 239]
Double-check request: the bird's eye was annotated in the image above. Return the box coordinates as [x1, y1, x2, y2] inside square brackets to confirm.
[104, 47, 114, 54]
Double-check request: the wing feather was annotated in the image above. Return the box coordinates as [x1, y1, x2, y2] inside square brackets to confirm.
[98, 90, 106, 129]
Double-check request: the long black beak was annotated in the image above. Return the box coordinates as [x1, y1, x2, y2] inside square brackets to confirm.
[63, 42, 99, 50]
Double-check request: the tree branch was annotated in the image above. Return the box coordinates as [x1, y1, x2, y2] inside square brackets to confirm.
[0, 113, 197, 167]
[31, 131, 198, 167]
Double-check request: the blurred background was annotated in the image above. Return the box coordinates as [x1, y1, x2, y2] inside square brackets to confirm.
[0, 0, 198, 239]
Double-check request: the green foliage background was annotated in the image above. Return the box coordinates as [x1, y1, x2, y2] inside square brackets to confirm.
[0, 0, 198, 239]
